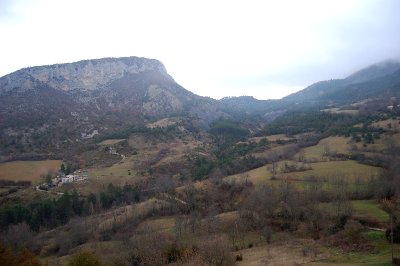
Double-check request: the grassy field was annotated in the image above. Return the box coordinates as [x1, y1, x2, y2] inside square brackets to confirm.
[228, 160, 380, 187]
[320, 200, 389, 223]
[288, 160, 381, 181]
[72, 155, 146, 195]
[89, 156, 134, 180]
[227, 164, 272, 185]
[0, 160, 62, 183]
[351, 200, 389, 223]
[301, 136, 351, 160]
[322, 230, 400, 265]
[136, 216, 176, 233]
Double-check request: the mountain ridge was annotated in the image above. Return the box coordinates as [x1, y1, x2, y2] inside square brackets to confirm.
[1, 56, 399, 161]
[282, 59, 400, 105]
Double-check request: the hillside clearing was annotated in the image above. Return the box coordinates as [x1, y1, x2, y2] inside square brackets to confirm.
[351, 200, 389, 223]
[372, 118, 400, 131]
[146, 117, 179, 128]
[287, 160, 381, 182]
[136, 216, 176, 233]
[320, 200, 389, 223]
[301, 136, 351, 160]
[228, 160, 381, 186]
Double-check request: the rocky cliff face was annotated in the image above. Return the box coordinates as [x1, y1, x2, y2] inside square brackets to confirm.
[0, 57, 171, 94]
[0, 57, 224, 160]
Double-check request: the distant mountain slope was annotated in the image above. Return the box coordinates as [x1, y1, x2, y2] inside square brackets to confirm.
[219, 96, 277, 114]
[283, 59, 400, 105]
[345, 59, 400, 84]
[320, 68, 400, 103]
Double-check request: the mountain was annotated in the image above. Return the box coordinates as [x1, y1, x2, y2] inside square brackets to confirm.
[345, 59, 400, 84]
[0, 57, 225, 161]
[283, 59, 400, 105]
[1, 57, 400, 161]
[218, 59, 400, 118]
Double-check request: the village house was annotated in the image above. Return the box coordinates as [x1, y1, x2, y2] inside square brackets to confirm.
[61, 175, 75, 183]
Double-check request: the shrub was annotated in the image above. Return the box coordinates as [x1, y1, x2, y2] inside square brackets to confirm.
[199, 236, 233, 266]
[261, 226, 273, 244]
[386, 223, 400, 243]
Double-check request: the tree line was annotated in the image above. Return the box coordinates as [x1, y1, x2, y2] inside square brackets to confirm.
[0, 183, 142, 232]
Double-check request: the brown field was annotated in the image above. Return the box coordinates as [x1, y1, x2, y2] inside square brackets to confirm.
[136, 216, 176, 233]
[372, 118, 400, 131]
[0, 160, 62, 183]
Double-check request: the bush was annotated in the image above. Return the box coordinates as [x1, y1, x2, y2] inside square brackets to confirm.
[386, 223, 400, 243]
[199, 236, 233, 266]
[343, 221, 363, 242]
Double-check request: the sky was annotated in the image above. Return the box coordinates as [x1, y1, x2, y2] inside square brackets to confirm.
[0, 0, 400, 100]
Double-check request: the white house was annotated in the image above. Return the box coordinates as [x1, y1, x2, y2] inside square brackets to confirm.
[61, 175, 75, 183]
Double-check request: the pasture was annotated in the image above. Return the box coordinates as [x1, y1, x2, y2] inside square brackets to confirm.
[0, 160, 62, 183]
[301, 136, 351, 160]
[228, 160, 381, 187]
[351, 200, 389, 223]
[320, 200, 389, 223]
[324, 230, 400, 265]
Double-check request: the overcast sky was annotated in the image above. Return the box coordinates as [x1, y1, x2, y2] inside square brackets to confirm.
[1, 0, 400, 99]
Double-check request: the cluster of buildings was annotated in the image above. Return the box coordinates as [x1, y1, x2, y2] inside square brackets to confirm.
[36, 170, 90, 193]
[53, 170, 89, 186]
